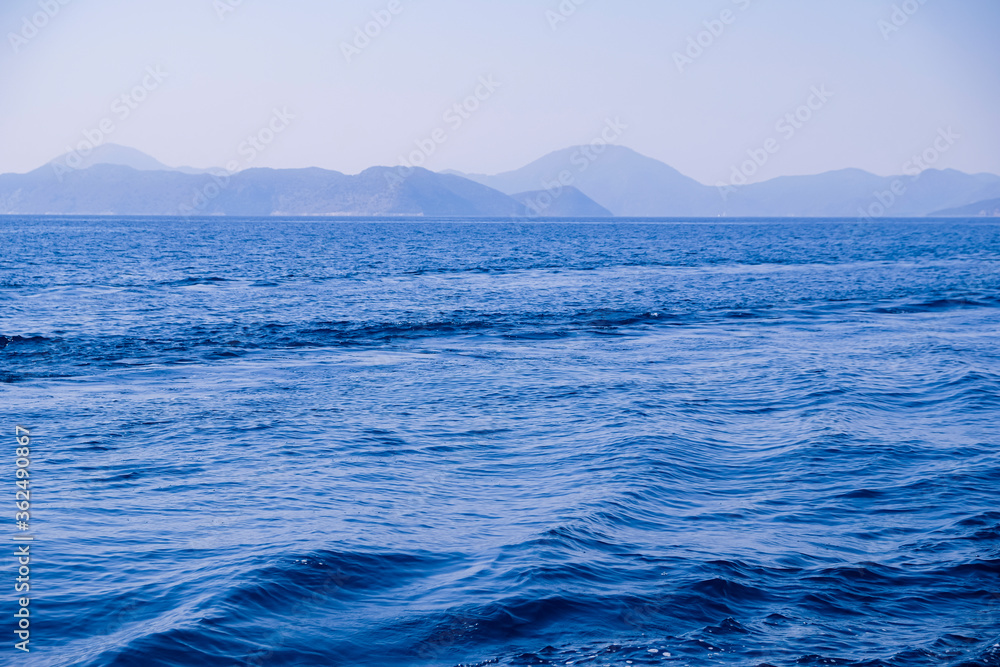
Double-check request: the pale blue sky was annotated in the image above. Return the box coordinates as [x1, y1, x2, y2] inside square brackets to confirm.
[1, 0, 997, 183]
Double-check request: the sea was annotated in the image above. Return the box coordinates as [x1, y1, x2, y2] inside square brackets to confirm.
[2, 217, 999, 667]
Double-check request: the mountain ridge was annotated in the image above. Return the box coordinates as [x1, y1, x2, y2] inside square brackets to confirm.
[47, 143, 214, 176]
[0, 163, 537, 217]
[5, 143, 1000, 218]
[932, 197, 1000, 217]
[450, 145, 1000, 218]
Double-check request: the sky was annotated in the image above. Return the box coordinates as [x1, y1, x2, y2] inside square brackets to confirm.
[1, 0, 998, 184]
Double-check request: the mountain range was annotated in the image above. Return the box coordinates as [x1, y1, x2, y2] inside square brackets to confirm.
[1, 143, 998, 218]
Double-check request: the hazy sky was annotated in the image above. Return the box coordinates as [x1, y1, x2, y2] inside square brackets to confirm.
[1, 0, 998, 183]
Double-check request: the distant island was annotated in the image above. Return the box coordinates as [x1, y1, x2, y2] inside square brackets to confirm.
[1, 143, 998, 218]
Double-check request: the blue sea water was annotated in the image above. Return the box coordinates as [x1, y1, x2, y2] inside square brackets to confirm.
[2, 217, 1000, 667]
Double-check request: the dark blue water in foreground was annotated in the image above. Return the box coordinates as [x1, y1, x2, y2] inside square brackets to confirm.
[3, 217, 1000, 667]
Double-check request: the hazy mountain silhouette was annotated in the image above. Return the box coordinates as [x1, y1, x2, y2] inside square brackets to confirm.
[453, 146, 1000, 218]
[932, 197, 1000, 217]
[510, 186, 612, 217]
[0, 163, 537, 217]
[453, 145, 718, 217]
[4, 144, 1000, 217]
[47, 143, 212, 175]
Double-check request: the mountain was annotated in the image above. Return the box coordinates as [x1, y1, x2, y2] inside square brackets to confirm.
[201, 166, 532, 217]
[509, 186, 612, 217]
[719, 168, 886, 217]
[453, 146, 1000, 218]
[931, 197, 1000, 217]
[454, 145, 719, 217]
[717, 168, 1000, 217]
[48, 143, 212, 175]
[5, 144, 1000, 217]
[0, 162, 543, 217]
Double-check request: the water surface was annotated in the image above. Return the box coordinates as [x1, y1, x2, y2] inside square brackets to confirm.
[3, 217, 999, 666]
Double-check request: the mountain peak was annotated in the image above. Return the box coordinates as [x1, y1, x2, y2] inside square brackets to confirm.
[42, 143, 213, 176]
[448, 144, 710, 216]
[46, 143, 170, 172]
